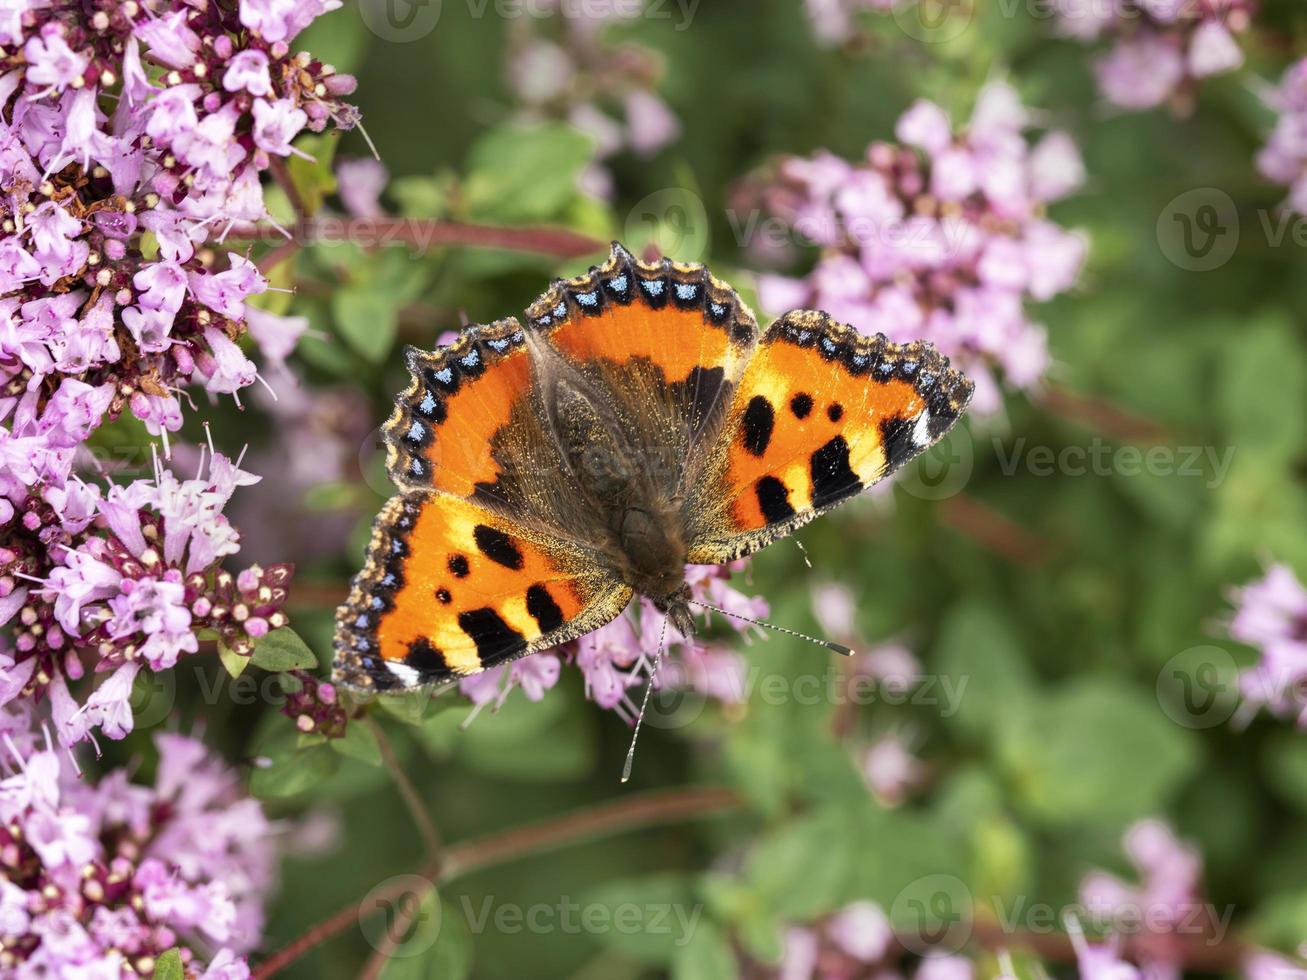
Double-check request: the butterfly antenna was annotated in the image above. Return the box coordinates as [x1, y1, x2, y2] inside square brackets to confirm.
[686, 599, 854, 656]
[794, 538, 813, 569]
[621, 614, 669, 784]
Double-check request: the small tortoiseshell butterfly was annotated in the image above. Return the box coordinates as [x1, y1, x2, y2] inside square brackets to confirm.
[333, 243, 973, 693]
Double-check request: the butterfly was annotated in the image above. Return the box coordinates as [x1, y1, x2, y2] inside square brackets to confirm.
[332, 243, 973, 694]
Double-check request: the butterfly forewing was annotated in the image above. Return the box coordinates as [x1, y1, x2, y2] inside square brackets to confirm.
[685, 309, 974, 563]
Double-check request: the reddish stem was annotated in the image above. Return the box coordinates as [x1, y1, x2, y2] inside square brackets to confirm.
[251, 786, 741, 978]
[224, 217, 606, 259]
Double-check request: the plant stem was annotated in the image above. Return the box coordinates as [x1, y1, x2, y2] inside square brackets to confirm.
[367, 717, 442, 861]
[940, 493, 1055, 565]
[251, 786, 742, 978]
[224, 217, 606, 259]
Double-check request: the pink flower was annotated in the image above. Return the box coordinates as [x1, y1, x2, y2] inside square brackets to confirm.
[1095, 33, 1185, 110]
[240, 0, 341, 43]
[337, 158, 389, 218]
[198, 327, 259, 395]
[745, 84, 1085, 408]
[896, 99, 952, 156]
[245, 307, 310, 368]
[510, 653, 562, 701]
[223, 50, 273, 96]
[1259, 59, 1307, 216]
[0, 722, 270, 973]
[624, 90, 681, 156]
[860, 731, 926, 805]
[23, 30, 87, 92]
[251, 97, 309, 156]
[189, 255, 268, 320]
[827, 901, 893, 962]
[78, 663, 140, 739]
[1189, 19, 1243, 77]
[135, 9, 202, 69]
[1225, 564, 1307, 724]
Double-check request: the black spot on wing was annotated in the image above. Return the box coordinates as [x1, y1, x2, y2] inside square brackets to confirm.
[448, 554, 470, 578]
[435, 588, 451, 604]
[458, 608, 527, 663]
[810, 436, 861, 509]
[879, 415, 918, 472]
[473, 524, 524, 570]
[405, 638, 448, 675]
[526, 584, 565, 634]
[756, 476, 796, 524]
[672, 365, 728, 435]
[741, 396, 775, 457]
[790, 393, 813, 419]
[827, 403, 844, 422]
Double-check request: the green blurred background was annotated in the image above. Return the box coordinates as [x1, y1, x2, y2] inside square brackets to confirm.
[117, 1, 1307, 976]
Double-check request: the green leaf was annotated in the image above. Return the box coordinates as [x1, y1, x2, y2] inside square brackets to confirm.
[996, 678, 1199, 827]
[293, 5, 370, 73]
[579, 874, 701, 965]
[377, 892, 473, 980]
[671, 920, 737, 980]
[1263, 732, 1307, 814]
[463, 123, 595, 223]
[286, 132, 340, 216]
[154, 949, 184, 980]
[332, 284, 399, 363]
[250, 739, 341, 799]
[390, 174, 452, 218]
[332, 720, 384, 767]
[218, 638, 250, 678]
[457, 690, 594, 782]
[746, 807, 855, 920]
[1217, 311, 1307, 464]
[933, 600, 1035, 744]
[378, 689, 439, 726]
[250, 628, 319, 673]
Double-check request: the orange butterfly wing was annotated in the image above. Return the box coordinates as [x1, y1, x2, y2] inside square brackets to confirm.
[686, 310, 974, 563]
[333, 492, 631, 692]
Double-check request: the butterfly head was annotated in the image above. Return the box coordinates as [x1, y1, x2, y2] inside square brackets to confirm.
[652, 582, 697, 639]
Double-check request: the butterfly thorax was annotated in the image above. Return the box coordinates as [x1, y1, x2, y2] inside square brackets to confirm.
[531, 334, 692, 611]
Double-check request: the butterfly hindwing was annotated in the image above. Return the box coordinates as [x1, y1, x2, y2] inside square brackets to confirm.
[685, 310, 974, 563]
[333, 491, 632, 692]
